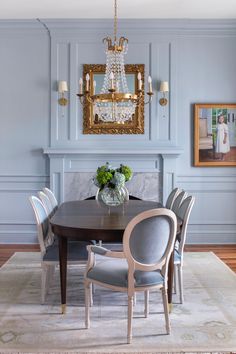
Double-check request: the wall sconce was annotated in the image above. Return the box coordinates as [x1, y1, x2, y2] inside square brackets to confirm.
[159, 81, 169, 106]
[58, 81, 68, 106]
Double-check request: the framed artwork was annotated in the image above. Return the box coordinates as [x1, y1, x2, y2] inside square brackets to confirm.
[194, 103, 236, 166]
[82, 64, 144, 134]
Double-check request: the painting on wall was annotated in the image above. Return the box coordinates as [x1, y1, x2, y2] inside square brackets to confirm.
[82, 64, 144, 134]
[194, 104, 236, 166]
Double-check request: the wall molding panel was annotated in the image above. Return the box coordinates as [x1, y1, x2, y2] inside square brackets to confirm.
[0, 175, 49, 243]
[176, 174, 236, 243]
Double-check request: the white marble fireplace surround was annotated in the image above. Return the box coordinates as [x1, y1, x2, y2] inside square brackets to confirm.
[44, 148, 182, 204]
[65, 172, 161, 202]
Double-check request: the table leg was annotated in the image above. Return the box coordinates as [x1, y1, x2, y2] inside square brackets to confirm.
[167, 250, 174, 312]
[58, 236, 68, 314]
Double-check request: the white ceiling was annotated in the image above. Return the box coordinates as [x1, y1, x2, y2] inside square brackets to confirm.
[1, 0, 236, 19]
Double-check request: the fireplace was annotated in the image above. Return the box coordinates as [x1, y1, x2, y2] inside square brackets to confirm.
[44, 148, 182, 204]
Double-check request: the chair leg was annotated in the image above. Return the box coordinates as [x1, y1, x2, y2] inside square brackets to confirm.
[144, 290, 149, 318]
[85, 281, 90, 329]
[127, 295, 133, 344]
[133, 292, 136, 306]
[89, 283, 93, 307]
[161, 287, 171, 334]
[46, 265, 55, 295]
[41, 264, 49, 304]
[178, 264, 184, 304]
[173, 264, 177, 294]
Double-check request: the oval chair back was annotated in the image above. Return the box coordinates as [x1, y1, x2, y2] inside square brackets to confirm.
[29, 196, 51, 255]
[38, 191, 54, 217]
[165, 187, 181, 209]
[84, 196, 96, 200]
[171, 191, 187, 213]
[43, 187, 58, 213]
[123, 208, 177, 288]
[176, 196, 195, 258]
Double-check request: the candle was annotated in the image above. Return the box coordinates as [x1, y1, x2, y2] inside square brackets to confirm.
[85, 73, 90, 92]
[79, 78, 83, 94]
[139, 79, 143, 91]
[109, 71, 114, 90]
[148, 76, 152, 93]
[137, 72, 142, 90]
[93, 80, 96, 95]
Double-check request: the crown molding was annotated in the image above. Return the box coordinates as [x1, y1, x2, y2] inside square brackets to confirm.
[0, 18, 236, 34]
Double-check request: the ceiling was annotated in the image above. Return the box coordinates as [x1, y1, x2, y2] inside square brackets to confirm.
[1, 0, 236, 20]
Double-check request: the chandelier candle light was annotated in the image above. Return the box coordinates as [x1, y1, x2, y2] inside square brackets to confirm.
[77, 0, 154, 123]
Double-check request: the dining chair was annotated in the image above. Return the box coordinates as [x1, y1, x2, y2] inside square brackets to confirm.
[85, 192, 141, 248]
[174, 195, 195, 303]
[171, 190, 188, 213]
[29, 196, 92, 304]
[38, 191, 54, 217]
[84, 208, 177, 344]
[165, 187, 181, 209]
[43, 187, 58, 214]
[129, 195, 142, 200]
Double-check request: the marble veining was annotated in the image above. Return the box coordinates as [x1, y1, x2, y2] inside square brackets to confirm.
[64, 172, 161, 202]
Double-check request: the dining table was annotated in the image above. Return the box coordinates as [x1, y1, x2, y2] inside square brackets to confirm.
[50, 199, 180, 314]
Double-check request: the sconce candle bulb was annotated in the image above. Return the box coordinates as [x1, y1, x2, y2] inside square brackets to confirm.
[79, 78, 83, 94]
[137, 72, 142, 91]
[93, 80, 96, 95]
[148, 76, 152, 93]
[85, 73, 90, 92]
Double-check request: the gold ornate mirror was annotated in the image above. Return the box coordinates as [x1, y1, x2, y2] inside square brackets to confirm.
[82, 64, 144, 134]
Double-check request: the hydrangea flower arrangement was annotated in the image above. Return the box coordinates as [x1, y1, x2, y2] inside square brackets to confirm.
[94, 162, 132, 190]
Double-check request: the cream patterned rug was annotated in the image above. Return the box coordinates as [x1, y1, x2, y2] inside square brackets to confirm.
[0, 252, 236, 354]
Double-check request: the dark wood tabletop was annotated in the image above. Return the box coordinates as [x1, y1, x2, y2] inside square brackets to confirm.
[51, 200, 163, 242]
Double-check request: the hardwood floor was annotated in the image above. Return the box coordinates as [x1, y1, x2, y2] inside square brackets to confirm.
[0, 244, 236, 272]
[0, 244, 39, 267]
[185, 244, 236, 273]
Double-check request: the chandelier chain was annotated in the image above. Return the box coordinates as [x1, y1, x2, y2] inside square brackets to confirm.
[114, 0, 117, 44]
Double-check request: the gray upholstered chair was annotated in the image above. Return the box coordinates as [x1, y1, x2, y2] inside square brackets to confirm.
[29, 196, 91, 304]
[43, 187, 58, 214]
[84, 208, 177, 344]
[174, 195, 195, 303]
[171, 190, 188, 213]
[165, 187, 181, 209]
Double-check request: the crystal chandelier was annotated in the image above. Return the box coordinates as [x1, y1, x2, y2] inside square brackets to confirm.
[77, 0, 153, 123]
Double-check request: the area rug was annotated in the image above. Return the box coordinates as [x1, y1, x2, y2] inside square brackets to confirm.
[0, 252, 236, 354]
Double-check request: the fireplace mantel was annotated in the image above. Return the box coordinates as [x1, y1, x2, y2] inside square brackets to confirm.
[43, 147, 183, 204]
[44, 148, 183, 156]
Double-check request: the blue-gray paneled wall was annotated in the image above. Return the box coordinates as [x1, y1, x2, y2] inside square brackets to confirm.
[0, 22, 50, 243]
[0, 19, 236, 244]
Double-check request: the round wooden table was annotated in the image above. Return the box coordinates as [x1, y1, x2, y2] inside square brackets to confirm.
[50, 200, 177, 313]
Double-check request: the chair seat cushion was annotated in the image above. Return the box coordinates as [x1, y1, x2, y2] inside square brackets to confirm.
[43, 240, 91, 262]
[87, 259, 164, 288]
[174, 249, 182, 264]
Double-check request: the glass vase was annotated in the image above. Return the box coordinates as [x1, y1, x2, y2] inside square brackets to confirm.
[99, 186, 126, 206]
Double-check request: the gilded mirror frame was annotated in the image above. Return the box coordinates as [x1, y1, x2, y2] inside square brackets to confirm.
[82, 64, 144, 134]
